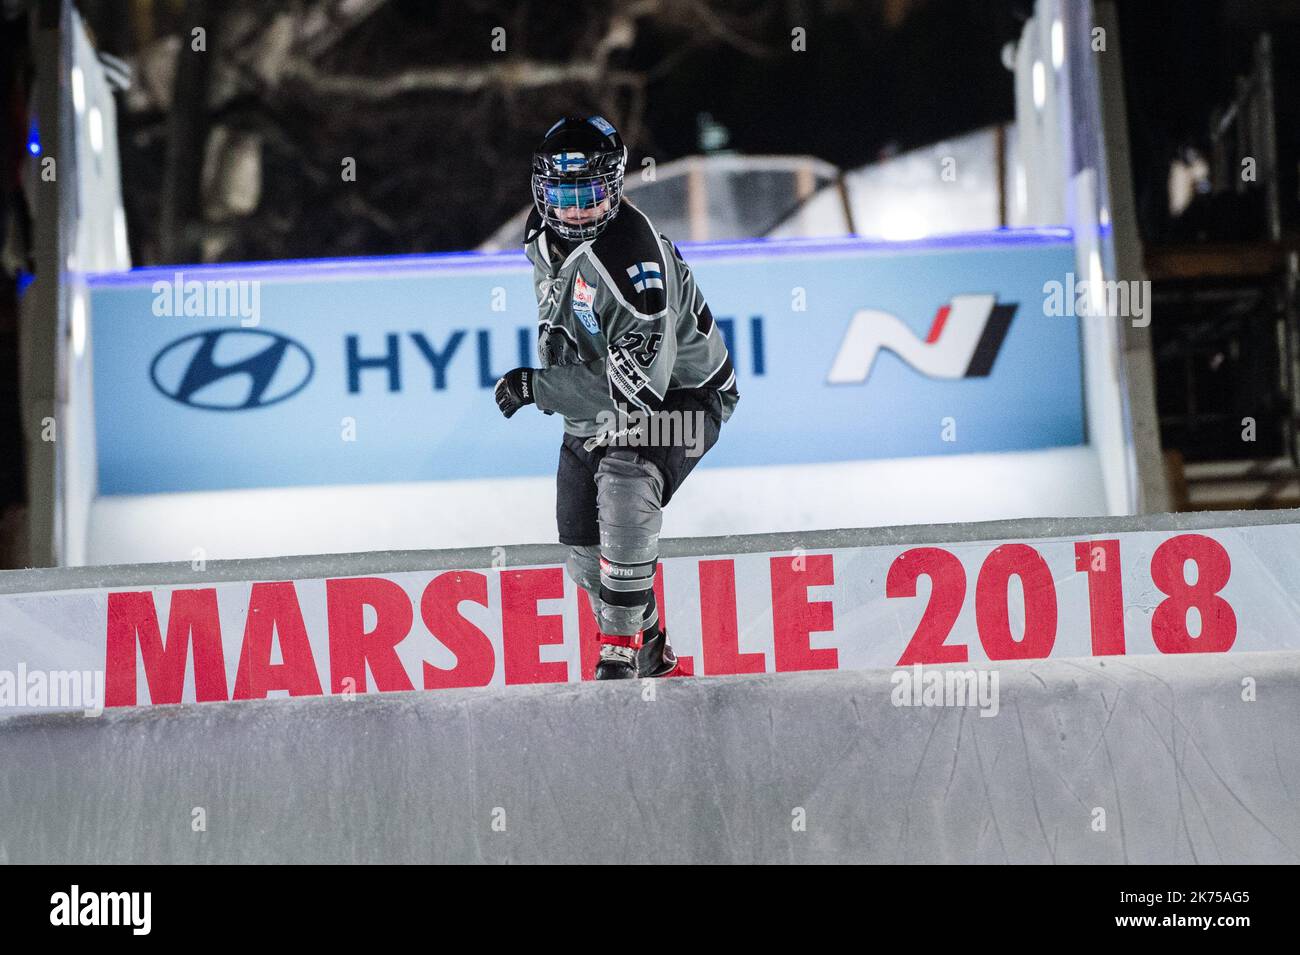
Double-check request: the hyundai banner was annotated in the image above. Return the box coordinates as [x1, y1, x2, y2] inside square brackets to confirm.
[87, 230, 1082, 494]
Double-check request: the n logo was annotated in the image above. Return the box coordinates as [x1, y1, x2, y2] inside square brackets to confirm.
[827, 294, 1017, 383]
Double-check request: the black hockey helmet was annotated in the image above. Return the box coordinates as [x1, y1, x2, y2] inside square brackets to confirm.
[531, 116, 628, 241]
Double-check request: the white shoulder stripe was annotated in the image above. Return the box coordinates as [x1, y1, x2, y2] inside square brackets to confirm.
[693, 352, 730, 388]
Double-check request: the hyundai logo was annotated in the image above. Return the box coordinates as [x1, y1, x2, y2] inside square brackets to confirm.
[150, 329, 314, 410]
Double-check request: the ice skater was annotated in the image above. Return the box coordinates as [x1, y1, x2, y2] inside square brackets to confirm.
[494, 116, 739, 679]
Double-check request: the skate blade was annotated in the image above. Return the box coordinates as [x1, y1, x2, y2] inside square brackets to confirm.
[643, 655, 691, 679]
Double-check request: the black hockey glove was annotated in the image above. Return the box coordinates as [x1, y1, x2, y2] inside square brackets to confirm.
[494, 367, 536, 419]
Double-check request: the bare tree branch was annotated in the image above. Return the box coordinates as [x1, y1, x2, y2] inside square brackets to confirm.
[294, 0, 394, 60]
[279, 58, 646, 99]
[677, 0, 774, 58]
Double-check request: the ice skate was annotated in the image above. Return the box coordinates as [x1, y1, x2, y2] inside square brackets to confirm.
[637, 627, 683, 678]
[594, 632, 639, 680]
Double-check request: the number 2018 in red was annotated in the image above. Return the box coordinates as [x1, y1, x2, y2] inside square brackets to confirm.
[886, 533, 1237, 665]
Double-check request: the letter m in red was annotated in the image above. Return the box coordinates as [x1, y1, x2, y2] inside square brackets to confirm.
[105, 590, 230, 707]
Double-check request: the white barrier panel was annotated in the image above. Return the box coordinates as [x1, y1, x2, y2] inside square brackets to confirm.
[2, 514, 1298, 714]
[6, 652, 1298, 863]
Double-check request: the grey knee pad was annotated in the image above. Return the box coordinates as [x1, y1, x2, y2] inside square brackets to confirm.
[565, 544, 602, 608]
[593, 451, 664, 636]
[571, 543, 660, 634]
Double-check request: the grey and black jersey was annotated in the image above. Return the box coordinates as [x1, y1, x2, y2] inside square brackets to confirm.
[524, 200, 740, 437]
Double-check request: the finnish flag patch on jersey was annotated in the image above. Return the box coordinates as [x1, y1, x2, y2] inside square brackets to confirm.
[626, 261, 663, 293]
[572, 273, 600, 334]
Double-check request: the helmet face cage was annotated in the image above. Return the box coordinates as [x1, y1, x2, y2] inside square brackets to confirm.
[531, 118, 627, 241]
[531, 168, 624, 241]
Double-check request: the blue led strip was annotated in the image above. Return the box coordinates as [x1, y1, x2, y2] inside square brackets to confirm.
[85, 228, 1076, 288]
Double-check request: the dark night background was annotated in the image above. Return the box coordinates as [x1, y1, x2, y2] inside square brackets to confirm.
[77, 0, 1035, 263]
[63, 0, 1298, 266]
[46, 0, 1293, 265]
